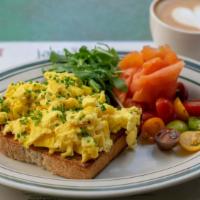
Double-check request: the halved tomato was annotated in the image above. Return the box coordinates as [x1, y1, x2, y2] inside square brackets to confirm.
[156, 98, 174, 122]
[179, 131, 200, 152]
[174, 97, 189, 121]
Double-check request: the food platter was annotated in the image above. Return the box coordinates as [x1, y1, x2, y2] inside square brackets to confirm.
[0, 54, 199, 198]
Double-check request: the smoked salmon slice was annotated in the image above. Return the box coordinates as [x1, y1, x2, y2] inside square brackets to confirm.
[115, 46, 184, 108]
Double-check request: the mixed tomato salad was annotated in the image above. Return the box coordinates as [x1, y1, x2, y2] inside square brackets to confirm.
[115, 45, 200, 152]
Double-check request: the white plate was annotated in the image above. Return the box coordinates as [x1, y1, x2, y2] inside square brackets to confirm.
[0, 55, 199, 198]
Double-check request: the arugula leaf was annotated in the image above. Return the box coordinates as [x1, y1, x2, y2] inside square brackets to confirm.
[47, 45, 127, 101]
[50, 51, 66, 63]
[88, 79, 101, 92]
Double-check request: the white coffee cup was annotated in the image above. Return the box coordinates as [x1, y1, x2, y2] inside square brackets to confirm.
[150, 0, 200, 61]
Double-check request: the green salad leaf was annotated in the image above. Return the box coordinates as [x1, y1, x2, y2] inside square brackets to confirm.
[47, 45, 127, 100]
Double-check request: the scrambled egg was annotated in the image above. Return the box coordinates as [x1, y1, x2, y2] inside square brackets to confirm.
[0, 71, 141, 162]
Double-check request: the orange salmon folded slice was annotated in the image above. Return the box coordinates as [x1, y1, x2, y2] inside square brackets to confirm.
[132, 61, 184, 104]
[115, 46, 184, 107]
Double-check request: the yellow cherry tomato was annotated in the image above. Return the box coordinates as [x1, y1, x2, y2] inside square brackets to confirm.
[141, 117, 165, 143]
[179, 131, 200, 152]
[174, 97, 189, 121]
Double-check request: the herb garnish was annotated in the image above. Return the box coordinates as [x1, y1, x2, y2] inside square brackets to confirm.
[52, 105, 66, 123]
[20, 117, 28, 125]
[80, 128, 89, 137]
[100, 103, 106, 112]
[0, 97, 4, 104]
[58, 113, 66, 123]
[0, 97, 10, 113]
[62, 77, 75, 87]
[30, 110, 43, 125]
[2, 105, 10, 113]
[52, 105, 65, 113]
[79, 113, 85, 120]
[25, 89, 32, 96]
[16, 132, 27, 140]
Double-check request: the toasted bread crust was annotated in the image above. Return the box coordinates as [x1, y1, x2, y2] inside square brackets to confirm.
[0, 134, 127, 179]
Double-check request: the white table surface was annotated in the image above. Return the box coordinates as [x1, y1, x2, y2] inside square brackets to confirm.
[0, 41, 199, 200]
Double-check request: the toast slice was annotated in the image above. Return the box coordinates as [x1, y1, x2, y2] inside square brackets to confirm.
[0, 132, 127, 179]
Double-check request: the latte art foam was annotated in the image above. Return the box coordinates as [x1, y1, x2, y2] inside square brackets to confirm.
[155, 0, 200, 32]
[172, 6, 200, 30]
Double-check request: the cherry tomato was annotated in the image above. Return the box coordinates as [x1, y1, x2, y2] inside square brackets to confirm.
[156, 98, 174, 122]
[141, 117, 165, 143]
[188, 117, 200, 130]
[174, 97, 189, 121]
[176, 82, 189, 101]
[179, 131, 200, 152]
[155, 128, 180, 151]
[184, 100, 200, 116]
[166, 120, 188, 133]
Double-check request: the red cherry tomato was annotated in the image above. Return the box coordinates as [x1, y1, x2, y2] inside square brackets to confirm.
[156, 98, 174, 122]
[184, 100, 200, 116]
[176, 82, 189, 101]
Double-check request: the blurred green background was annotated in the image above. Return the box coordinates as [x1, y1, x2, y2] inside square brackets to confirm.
[0, 0, 152, 41]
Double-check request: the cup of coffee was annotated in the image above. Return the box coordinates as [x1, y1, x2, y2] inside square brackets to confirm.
[150, 0, 200, 61]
